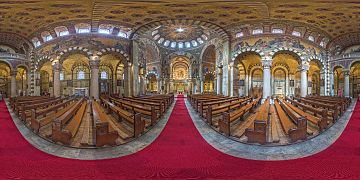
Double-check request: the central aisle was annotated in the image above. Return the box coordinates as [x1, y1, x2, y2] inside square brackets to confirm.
[1, 96, 360, 179]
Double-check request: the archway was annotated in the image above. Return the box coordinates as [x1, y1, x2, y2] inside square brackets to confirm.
[350, 61, 360, 97]
[100, 54, 126, 96]
[146, 73, 157, 93]
[203, 73, 215, 93]
[39, 61, 52, 96]
[0, 61, 11, 97]
[309, 60, 322, 96]
[61, 54, 90, 96]
[333, 66, 344, 97]
[16, 66, 28, 96]
[235, 52, 262, 97]
[272, 51, 301, 97]
[170, 56, 190, 94]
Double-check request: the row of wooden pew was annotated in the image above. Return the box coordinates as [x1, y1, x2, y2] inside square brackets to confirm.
[188, 94, 352, 145]
[10, 94, 174, 147]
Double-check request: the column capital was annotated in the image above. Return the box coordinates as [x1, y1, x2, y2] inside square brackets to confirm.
[89, 60, 100, 69]
[10, 70, 17, 76]
[343, 70, 350, 76]
[261, 60, 272, 68]
[299, 63, 310, 72]
[52, 63, 61, 72]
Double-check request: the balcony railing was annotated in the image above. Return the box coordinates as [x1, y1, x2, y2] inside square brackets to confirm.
[332, 52, 360, 61]
[0, 52, 27, 60]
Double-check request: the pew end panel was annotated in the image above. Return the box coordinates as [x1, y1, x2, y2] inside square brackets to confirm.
[245, 120, 267, 145]
[288, 117, 307, 142]
[133, 113, 145, 137]
[95, 122, 119, 147]
[52, 118, 72, 145]
[219, 112, 231, 136]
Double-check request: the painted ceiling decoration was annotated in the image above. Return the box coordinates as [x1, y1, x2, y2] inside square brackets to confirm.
[0, 0, 359, 46]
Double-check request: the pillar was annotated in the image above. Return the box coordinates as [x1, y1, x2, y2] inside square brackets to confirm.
[10, 70, 17, 97]
[200, 80, 204, 93]
[90, 56, 100, 99]
[300, 62, 309, 97]
[229, 62, 234, 97]
[53, 63, 61, 97]
[262, 59, 271, 99]
[216, 66, 223, 95]
[344, 70, 350, 97]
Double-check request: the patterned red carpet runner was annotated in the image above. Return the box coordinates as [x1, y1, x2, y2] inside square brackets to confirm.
[0, 96, 360, 179]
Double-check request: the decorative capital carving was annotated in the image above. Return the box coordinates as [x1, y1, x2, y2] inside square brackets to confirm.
[89, 60, 100, 69]
[261, 60, 272, 68]
[300, 62, 310, 71]
[343, 70, 350, 76]
[52, 63, 61, 72]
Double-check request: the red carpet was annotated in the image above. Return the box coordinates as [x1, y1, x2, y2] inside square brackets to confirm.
[1, 97, 360, 179]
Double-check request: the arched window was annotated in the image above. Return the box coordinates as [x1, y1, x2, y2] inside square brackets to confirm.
[170, 42, 177, 48]
[158, 38, 164, 44]
[178, 42, 184, 49]
[75, 23, 91, 33]
[272, 28, 283, 34]
[100, 71, 107, 79]
[164, 40, 170, 47]
[41, 31, 53, 42]
[32, 38, 41, 47]
[60, 72, 64, 81]
[252, 28, 263, 35]
[185, 42, 191, 48]
[308, 35, 315, 42]
[292, 31, 301, 37]
[191, 40, 198, 47]
[235, 32, 244, 38]
[197, 38, 204, 44]
[201, 34, 208, 40]
[118, 31, 128, 38]
[78, 70, 85, 80]
[54, 26, 69, 37]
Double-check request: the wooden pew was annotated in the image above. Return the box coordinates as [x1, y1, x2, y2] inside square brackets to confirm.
[52, 99, 86, 145]
[245, 99, 270, 144]
[275, 99, 307, 142]
[305, 97, 346, 114]
[101, 98, 145, 138]
[30, 98, 76, 133]
[206, 97, 254, 125]
[200, 97, 250, 118]
[294, 97, 339, 123]
[92, 100, 119, 147]
[120, 97, 164, 117]
[13, 96, 52, 111]
[219, 97, 260, 136]
[20, 97, 65, 121]
[286, 97, 328, 131]
[109, 97, 158, 125]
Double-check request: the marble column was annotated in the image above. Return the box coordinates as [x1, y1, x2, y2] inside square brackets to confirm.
[216, 66, 223, 95]
[344, 70, 350, 97]
[124, 64, 132, 96]
[53, 63, 61, 97]
[229, 62, 234, 97]
[262, 60, 272, 99]
[300, 62, 309, 97]
[10, 70, 17, 97]
[90, 56, 100, 99]
[200, 80, 204, 93]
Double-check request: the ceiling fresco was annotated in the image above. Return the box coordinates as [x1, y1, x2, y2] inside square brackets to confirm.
[0, 0, 360, 42]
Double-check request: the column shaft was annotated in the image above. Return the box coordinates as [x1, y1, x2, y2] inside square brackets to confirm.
[10, 71, 17, 97]
[90, 59, 100, 99]
[300, 70, 308, 97]
[344, 71, 350, 97]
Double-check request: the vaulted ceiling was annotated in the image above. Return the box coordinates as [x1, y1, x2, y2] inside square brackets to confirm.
[0, 0, 360, 43]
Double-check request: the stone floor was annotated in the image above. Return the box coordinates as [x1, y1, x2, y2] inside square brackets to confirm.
[185, 98, 356, 160]
[5, 98, 176, 160]
[5, 97, 356, 161]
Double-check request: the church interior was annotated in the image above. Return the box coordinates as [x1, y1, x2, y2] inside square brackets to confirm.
[0, 0, 360, 179]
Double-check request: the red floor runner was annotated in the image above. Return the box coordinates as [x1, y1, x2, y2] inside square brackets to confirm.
[0, 97, 360, 179]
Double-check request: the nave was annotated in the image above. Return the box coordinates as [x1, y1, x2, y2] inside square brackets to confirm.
[1, 96, 360, 179]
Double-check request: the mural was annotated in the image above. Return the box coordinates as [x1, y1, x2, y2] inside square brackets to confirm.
[35, 36, 130, 58]
[343, 45, 360, 54]
[232, 36, 324, 61]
